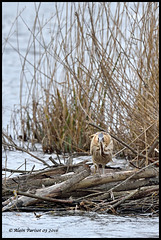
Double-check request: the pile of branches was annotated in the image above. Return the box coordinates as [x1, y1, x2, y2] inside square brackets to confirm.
[2, 160, 159, 215]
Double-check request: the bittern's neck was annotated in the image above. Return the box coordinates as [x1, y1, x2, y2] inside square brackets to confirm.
[99, 141, 104, 156]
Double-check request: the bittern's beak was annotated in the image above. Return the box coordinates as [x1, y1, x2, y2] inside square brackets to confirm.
[98, 133, 104, 155]
[98, 133, 104, 143]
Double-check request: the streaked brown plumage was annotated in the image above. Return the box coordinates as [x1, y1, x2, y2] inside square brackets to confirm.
[90, 131, 113, 174]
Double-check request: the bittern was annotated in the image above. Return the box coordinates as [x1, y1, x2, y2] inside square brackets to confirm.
[90, 131, 113, 174]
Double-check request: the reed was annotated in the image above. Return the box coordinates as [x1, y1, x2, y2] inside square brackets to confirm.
[8, 3, 158, 162]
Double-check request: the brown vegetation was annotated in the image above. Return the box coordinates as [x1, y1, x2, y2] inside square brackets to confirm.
[5, 3, 159, 165]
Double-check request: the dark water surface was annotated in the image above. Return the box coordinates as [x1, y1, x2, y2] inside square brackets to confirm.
[2, 2, 159, 238]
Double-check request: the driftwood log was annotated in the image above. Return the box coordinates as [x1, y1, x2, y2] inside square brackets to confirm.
[3, 165, 90, 211]
[2, 161, 89, 196]
[2, 164, 90, 211]
[2, 160, 159, 214]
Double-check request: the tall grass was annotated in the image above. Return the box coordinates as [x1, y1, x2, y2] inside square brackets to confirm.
[7, 2, 159, 162]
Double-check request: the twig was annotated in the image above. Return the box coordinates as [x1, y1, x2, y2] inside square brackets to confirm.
[106, 189, 139, 213]
[2, 167, 37, 174]
[2, 132, 50, 167]
[3, 188, 73, 206]
[148, 137, 159, 156]
[92, 160, 159, 201]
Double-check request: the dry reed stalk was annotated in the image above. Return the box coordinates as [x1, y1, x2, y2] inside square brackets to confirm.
[4, 3, 158, 161]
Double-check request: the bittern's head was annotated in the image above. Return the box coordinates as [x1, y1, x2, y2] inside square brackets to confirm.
[98, 132, 104, 143]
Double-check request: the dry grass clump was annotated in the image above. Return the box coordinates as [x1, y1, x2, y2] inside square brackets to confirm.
[8, 2, 158, 161]
[31, 88, 93, 153]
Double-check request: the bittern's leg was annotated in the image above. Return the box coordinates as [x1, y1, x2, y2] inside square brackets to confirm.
[94, 164, 100, 174]
[94, 164, 97, 174]
[102, 165, 106, 175]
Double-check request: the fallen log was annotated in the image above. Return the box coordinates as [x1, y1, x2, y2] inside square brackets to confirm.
[2, 189, 74, 206]
[89, 177, 159, 192]
[72, 161, 158, 202]
[2, 161, 88, 196]
[71, 167, 158, 190]
[2, 164, 90, 212]
[2, 171, 75, 197]
[73, 177, 158, 201]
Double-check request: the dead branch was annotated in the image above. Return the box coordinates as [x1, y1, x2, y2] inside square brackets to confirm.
[106, 189, 139, 213]
[2, 164, 90, 212]
[2, 131, 50, 167]
[3, 188, 73, 205]
[71, 163, 158, 190]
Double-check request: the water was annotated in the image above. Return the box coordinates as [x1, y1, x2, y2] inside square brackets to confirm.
[2, 211, 159, 238]
[2, 2, 159, 238]
[2, 2, 59, 130]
